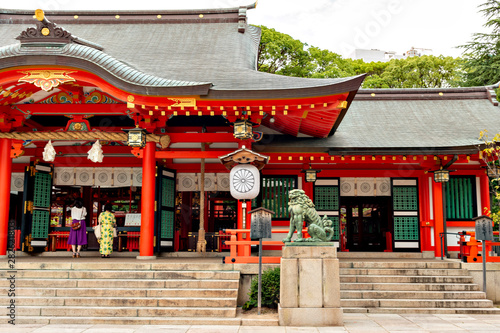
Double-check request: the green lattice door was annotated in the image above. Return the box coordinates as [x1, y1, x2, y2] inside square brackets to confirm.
[313, 179, 340, 244]
[21, 162, 53, 251]
[392, 178, 420, 252]
[155, 167, 176, 252]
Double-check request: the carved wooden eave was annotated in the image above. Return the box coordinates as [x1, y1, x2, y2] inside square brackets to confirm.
[16, 9, 103, 50]
[219, 145, 269, 171]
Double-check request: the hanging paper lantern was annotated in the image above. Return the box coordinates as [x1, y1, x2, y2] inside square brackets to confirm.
[87, 140, 104, 163]
[42, 140, 56, 162]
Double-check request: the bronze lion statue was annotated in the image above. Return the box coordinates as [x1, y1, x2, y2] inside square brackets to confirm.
[282, 189, 334, 243]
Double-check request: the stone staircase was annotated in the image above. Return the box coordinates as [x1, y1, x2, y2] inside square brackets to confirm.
[339, 259, 500, 314]
[0, 261, 251, 325]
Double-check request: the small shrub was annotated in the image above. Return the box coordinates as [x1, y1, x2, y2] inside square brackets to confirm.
[242, 266, 280, 310]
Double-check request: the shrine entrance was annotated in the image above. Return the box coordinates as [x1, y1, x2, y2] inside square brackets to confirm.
[341, 196, 392, 252]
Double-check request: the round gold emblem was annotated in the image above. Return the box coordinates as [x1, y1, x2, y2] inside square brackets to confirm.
[41, 28, 50, 36]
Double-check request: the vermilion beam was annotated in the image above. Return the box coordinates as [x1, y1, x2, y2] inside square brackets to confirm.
[0, 139, 12, 255]
[11, 103, 128, 115]
[168, 133, 234, 143]
[154, 151, 233, 159]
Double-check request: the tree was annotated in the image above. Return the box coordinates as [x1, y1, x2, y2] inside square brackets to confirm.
[460, 0, 500, 88]
[256, 26, 463, 89]
[361, 56, 463, 88]
[478, 129, 500, 229]
[257, 25, 313, 77]
[308, 47, 356, 78]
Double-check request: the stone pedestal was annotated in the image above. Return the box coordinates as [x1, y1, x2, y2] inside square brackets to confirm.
[279, 244, 343, 326]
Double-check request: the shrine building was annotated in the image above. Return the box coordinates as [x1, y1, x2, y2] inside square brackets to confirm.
[0, 5, 499, 261]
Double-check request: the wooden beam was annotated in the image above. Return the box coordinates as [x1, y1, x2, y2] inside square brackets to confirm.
[155, 150, 233, 159]
[11, 103, 129, 115]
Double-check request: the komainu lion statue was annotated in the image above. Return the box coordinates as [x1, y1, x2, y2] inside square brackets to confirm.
[282, 189, 334, 243]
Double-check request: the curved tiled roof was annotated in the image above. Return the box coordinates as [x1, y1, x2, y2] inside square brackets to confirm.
[254, 86, 500, 152]
[0, 42, 212, 93]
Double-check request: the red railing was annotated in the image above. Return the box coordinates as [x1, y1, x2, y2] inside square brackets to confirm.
[222, 228, 309, 264]
[460, 231, 500, 263]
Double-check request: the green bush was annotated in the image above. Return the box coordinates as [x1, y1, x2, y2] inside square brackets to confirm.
[242, 267, 280, 310]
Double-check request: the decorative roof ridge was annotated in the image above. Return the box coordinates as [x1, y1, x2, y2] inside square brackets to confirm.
[0, 42, 212, 91]
[355, 86, 496, 103]
[358, 86, 489, 93]
[1, 3, 257, 16]
[15, 9, 103, 50]
[0, 3, 257, 25]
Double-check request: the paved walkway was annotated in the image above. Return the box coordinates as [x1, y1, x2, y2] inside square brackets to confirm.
[3, 313, 500, 332]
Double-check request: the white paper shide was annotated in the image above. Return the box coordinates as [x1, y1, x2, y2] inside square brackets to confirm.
[42, 140, 56, 162]
[87, 140, 104, 163]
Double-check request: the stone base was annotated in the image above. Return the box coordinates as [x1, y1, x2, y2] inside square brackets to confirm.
[278, 304, 343, 326]
[136, 255, 157, 260]
[284, 242, 336, 247]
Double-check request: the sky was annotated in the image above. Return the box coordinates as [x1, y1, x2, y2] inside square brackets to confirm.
[2, 0, 490, 58]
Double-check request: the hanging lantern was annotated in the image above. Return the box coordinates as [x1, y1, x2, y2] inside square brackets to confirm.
[123, 127, 147, 147]
[230, 164, 260, 200]
[42, 140, 56, 162]
[233, 119, 253, 140]
[434, 167, 450, 183]
[305, 169, 318, 182]
[302, 164, 321, 183]
[87, 140, 104, 163]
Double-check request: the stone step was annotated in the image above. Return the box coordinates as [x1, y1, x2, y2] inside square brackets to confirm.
[340, 282, 481, 291]
[15, 287, 238, 298]
[338, 252, 426, 259]
[340, 290, 486, 300]
[339, 268, 468, 276]
[0, 278, 239, 289]
[342, 307, 500, 314]
[341, 299, 494, 308]
[340, 275, 474, 284]
[15, 316, 247, 325]
[339, 261, 462, 269]
[0, 296, 236, 307]
[0, 270, 240, 280]
[19, 306, 237, 318]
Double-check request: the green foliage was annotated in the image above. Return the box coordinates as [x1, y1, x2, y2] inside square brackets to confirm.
[242, 267, 280, 310]
[257, 25, 312, 77]
[479, 129, 500, 229]
[362, 56, 463, 88]
[460, 0, 500, 90]
[255, 25, 463, 89]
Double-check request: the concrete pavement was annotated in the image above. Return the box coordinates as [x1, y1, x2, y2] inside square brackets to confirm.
[2, 313, 500, 332]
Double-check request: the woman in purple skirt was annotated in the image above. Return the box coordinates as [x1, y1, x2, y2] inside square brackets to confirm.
[67, 198, 87, 258]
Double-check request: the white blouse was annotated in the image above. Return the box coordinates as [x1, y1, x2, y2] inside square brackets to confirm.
[71, 207, 87, 220]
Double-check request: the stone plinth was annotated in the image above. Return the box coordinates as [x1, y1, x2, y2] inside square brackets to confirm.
[279, 245, 343, 327]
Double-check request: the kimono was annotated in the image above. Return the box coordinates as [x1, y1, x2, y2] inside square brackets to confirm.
[98, 211, 116, 255]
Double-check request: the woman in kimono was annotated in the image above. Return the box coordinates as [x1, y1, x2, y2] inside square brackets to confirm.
[98, 203, 116, 258]
[67, 198, 87, 258]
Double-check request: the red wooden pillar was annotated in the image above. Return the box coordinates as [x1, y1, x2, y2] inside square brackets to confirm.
[480, 174, 491, 215]
[139, 142, 156, 258]
[432, 181, 444, 257]
[0, 139, 12, 256]
[419, 175, 432, 252]
[236, 200, 251, 257]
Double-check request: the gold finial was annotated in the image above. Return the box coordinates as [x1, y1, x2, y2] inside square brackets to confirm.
[35, 9, 45, 22]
